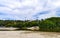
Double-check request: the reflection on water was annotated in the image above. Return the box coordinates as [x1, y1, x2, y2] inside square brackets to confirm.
[0, 31, 60, 38]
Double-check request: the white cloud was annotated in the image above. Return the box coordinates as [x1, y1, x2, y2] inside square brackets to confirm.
[0, 0, 60, 20]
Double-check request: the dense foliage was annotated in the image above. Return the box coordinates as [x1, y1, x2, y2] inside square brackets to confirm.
[0, 17, 60, 32]
[39, 17, 60, 32]
[0, 20, 39, 28]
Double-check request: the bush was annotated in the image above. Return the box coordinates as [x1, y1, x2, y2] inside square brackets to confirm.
[39, 20, 60, 32]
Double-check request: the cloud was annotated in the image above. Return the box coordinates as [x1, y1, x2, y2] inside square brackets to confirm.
[0, 0, 60, 20]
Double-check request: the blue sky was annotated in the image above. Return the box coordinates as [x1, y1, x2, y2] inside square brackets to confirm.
[0, 0, 60, 20]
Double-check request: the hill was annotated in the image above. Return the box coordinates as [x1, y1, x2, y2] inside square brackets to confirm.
[0, 17, 60, 32]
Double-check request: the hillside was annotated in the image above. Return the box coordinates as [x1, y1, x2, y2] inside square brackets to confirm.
[0, 17, 60, 32]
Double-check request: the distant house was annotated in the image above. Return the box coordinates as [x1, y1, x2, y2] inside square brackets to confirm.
[27, 26, 39, 31]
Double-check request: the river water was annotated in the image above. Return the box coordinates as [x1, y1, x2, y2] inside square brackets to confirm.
[0, 31, 60, 38]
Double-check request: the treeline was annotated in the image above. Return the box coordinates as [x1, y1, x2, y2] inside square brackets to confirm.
[0, 17, 60, 32]
[0, 20, 39, 28]
[39, 17, 60, 32]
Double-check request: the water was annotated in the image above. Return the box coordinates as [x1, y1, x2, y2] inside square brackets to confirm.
[0, 31, 60, 38]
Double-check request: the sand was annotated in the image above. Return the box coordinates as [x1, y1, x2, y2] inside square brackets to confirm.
[0, 31, 60, 38]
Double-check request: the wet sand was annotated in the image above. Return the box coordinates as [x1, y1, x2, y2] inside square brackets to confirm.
[0, 31, 60, 38]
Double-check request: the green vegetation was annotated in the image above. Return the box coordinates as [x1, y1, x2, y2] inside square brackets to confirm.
[0, 17, 60, 32]
[39, 17, 60, 32]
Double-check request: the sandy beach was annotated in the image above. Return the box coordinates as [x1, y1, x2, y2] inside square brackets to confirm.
[0, 31, 60, 38]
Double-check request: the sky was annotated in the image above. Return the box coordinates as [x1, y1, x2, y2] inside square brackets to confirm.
[0, 0, 60, 20]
